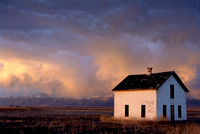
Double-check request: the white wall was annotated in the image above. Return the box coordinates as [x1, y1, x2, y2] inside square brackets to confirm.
[157, 75, 187, 120]
[114, 90, 157, 120]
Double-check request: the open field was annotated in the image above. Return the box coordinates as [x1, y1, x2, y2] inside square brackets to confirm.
[0, 107, 199, 133]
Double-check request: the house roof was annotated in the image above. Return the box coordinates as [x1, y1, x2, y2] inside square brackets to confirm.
[112, 71, 189, 92]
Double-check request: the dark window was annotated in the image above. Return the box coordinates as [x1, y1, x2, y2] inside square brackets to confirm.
[178, 105, 182, 118]
[125, 105, 129, 117]
[163, 105, 167, 117]
[170, 85, 174, 99]
[141, 105, 145, 118]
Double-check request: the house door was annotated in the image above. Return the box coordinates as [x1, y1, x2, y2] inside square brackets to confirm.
[171, 105, 174, 121]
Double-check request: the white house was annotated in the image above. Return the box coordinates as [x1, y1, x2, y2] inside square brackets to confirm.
[112, 68, 189, 121]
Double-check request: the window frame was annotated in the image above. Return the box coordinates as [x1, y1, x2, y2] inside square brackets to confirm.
[141, 105, 146, 118]
[125, 105, 129, 117]
[170, 84, 174, 99]
[163, 105, 167, 117]
[178, 105, 182, 118]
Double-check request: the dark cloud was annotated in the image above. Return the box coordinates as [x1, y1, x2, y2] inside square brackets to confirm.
[0, 0, 200, 98]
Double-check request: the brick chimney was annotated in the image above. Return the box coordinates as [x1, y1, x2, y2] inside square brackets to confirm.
[147, 67, 153, 75]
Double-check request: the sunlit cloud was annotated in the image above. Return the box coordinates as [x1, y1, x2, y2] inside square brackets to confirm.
[0, 0, 200, 98]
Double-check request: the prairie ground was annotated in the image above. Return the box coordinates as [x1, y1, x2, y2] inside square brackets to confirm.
[0, 107, 199, 134]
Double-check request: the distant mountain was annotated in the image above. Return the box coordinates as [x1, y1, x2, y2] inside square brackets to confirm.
[0, 94, 199, 107]
[0, 94, 114, 107]
[187, 99, 200, 108]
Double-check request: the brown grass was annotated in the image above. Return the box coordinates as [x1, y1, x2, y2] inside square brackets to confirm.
[0, 107, 199, 133]
[100, 114, 200, 134]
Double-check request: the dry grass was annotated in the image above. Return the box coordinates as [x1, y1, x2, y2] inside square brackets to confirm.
[0, 107, 199, 133]
[100, 114, 200, 134]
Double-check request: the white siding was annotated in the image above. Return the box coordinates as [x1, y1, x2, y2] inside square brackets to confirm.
[157, 75, 187, 120]
[114, 90, 157, 120]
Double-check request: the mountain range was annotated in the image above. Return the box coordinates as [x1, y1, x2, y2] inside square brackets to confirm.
[0, 94, 114, 107]
[0, 93, 199, 107]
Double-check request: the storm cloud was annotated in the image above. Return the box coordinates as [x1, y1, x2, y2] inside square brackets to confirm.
[0, 0, 200, 98]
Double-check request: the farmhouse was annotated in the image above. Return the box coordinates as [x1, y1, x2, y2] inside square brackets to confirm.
[112, 68, 189, 121]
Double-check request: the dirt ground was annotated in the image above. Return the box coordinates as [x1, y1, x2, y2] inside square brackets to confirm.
[0, 107, 199, 134]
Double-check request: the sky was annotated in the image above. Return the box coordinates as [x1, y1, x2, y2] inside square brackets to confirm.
[0, 0, 200, 98]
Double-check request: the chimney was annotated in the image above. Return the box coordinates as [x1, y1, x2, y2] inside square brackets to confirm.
[147, 67, 153, 75]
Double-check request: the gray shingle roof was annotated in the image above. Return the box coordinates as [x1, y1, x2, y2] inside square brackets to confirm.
[112, 71, 189, 92]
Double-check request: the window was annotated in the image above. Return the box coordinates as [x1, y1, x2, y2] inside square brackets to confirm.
[170, 85, 174, 99]
[125, 105, 129, 117]
[178, 105, 182, 118]
[163, 105, 167, 117]
[141, 105, 146, 118]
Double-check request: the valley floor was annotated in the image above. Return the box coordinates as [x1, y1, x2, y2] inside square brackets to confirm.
[0, 107, 199, 133]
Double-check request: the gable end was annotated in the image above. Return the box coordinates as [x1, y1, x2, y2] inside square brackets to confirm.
[171, 72, 189, 92]
[153, 71, 189, 92]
